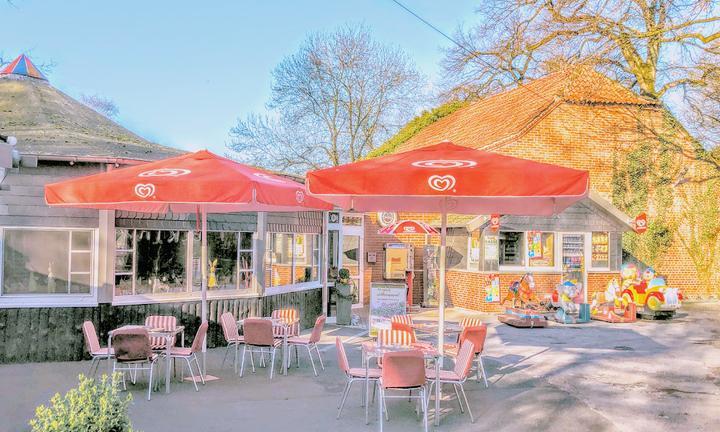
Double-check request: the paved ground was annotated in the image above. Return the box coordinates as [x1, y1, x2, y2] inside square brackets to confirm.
[1, 303, 719, 432]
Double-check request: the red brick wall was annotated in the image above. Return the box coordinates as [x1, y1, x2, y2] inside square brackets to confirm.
[445, 269, 619, 312]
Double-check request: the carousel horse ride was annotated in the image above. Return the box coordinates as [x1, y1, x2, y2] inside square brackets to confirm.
[497, 273, 548, 328]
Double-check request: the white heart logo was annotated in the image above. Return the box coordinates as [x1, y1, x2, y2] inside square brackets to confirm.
[134, 183, 156, 199]
[428, 175, 456, 192]
[295, 190, 305, 203]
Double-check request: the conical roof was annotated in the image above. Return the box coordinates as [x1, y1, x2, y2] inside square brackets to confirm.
[0, 55, 183, 161]
[0, 54, 48, 80]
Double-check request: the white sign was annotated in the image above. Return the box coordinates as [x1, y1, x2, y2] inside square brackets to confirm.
[369, 282, 407, 337]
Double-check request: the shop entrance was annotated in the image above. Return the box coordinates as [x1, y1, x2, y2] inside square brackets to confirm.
[341, 214, 364, 307]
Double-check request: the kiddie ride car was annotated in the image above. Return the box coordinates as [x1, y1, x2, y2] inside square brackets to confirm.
[617, 264, 682, 320]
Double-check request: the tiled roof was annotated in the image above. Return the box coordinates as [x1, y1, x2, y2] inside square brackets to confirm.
[398, 68, 660, 153]
[0, 63, 183, 162]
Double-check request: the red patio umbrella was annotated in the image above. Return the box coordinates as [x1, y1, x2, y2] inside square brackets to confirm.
[307, 141, 589, 352]
[378, 219, 439, 235]
[46, 150, 333, 373]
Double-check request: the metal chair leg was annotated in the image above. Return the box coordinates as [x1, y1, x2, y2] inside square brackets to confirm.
[459, 384, 474, 423]
[478, 356, 488, 388]
[315, 344, 325, 370]
[185, 357, 199, 391]
[337, 380, 353, 419]
[239, 345, 247, 377]
[453, 383, 464, 412]
[269, 348, 276, 380]
[147, 362, 154, 401]
[193, 355, 206, 384]
[307, 345, 318, 376]
[221, 344, 231, 369]
[378, 389, 384, 432]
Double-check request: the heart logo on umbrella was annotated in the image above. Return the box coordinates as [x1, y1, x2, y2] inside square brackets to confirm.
[428, 175, 456, 192]
[134, 183, 156, 199]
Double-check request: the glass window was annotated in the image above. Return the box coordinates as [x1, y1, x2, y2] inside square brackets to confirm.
[591, 232, 610, 268]
[238, 232, 254, 290]
[135, 230, 187, 295]
[527, 232, 555, 267]
[266, 233, 293, 287]
[266, 232, 321, 287]
[499, 232, 525, 266]
[446, 229, 468, 270]
[2, 229, 94, 295]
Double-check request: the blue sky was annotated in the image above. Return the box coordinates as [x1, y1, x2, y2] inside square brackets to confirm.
[2, 1, 478, 154]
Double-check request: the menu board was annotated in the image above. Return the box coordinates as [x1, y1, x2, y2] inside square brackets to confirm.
[591, 232, 609, 268]
[369, 283, 407, 337]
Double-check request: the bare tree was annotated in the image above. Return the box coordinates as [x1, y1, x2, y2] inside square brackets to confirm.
[443, 0, 719, 145]
[80, 94, 119, 119]
[228, 25, 425, 173]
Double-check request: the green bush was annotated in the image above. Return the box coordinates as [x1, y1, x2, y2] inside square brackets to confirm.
[29, 373, 136, 432]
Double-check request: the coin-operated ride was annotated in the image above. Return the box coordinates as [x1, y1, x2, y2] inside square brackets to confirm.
[619, 264, 682, 319]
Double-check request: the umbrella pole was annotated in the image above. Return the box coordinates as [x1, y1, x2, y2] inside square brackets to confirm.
[201, 207, 208, 376]
[437, 210, 447, 356]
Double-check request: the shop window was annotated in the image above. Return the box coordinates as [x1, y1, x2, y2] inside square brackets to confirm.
[266, 232, 321, 287]
[591, 232, 610, 268]
[499, 231, 525, 266]
[2, 228, 94, 295]
[115, 229, 255, 297]
[192, 231, 254, 292]
[527, 232, 555, 267]
[134, 230, 188, 295]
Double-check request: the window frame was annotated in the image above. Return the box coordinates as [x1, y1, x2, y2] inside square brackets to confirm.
[588, 231, 611, 271]
[0, 226, 99, 307]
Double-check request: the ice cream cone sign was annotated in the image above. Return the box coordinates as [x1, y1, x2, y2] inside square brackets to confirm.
[490, 214, 500, 232]
[634, 212, 648, 234]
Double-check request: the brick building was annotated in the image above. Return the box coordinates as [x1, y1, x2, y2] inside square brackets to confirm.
[349, 68, 707, 312]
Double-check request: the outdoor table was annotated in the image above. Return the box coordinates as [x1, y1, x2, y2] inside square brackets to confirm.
[411, 321, 463, 336]
[238, 317, 298, 376]
[361, 341, 442, 427]
[107, 325, 185, 395]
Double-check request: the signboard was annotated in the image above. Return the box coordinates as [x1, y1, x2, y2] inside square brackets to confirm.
[384, 243, 413, 279]
[369, 282, 407, 337]
[490, 214, 500, 232]
[484, 273, 500, 303]
[377, 212, 398, 228]
[634, 212, 648, 234]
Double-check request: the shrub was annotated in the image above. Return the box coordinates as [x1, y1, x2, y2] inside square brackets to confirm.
[29, 373, 136, 432]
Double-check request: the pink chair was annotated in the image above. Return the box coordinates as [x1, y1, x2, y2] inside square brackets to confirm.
[82, 321, 113, 378]
[335, 337, 381, 419]
[460, 317, 484, 328]
[379, 350, 428, 432]
[145, 315, 178, 350]
[111, 327, 159, 401]
[220, 312, 245, 373]
[271, 308, 300, 337]
[426, 340, 477, 423]
[445, 325, 489, 387]
[377, 329, 414, 347]
[390, 321, 417, 343]
[169, 322, 208, 392]
[240, 318, 282, 379]
[390, 315, 414, 326]
[288, 315, 326, 376]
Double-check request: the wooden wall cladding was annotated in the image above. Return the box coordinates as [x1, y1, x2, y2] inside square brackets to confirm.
[0, 288, 322, 364]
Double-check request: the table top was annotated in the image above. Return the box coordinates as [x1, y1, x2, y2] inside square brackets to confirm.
[237, 317, 299, 327]
[361, 341, 439, 359]
[111, 325, 185, 336]
[411, 322, 463, 334]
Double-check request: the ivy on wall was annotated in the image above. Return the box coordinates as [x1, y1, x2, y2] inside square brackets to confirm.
[611, 141, 676, 267]
[365, 100, 467, 158]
